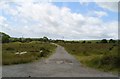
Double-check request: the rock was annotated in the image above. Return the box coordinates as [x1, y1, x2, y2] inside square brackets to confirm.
[56, 61, 64, 64]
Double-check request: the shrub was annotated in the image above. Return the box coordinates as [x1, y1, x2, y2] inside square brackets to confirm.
[40, 47, 50, 57]
[82, 41, 86, 43]
[109, 39, 116, 43]
[101, 39, 108, 43]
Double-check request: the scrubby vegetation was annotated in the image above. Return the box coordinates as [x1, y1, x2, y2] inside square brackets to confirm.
[1, 32, 120, 73]
[1, 32, 57, 65]
[2, 41, 56, 65]
[58, 40, 119, 73]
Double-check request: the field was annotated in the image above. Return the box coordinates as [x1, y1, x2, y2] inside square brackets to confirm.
[2, 41, 56, 65]
[58, 42, 119, 73]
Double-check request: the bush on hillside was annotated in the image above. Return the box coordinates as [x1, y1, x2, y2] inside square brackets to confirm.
[100, 39, 108, 43]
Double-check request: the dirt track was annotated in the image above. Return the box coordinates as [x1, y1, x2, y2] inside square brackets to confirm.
[2, 44, 117, 77]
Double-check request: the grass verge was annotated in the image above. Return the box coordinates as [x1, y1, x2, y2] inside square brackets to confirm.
[2, 41, 56, 65]
[58, 42, 119, 73]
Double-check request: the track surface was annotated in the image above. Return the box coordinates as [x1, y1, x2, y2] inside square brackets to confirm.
[2, 45, 117, 77]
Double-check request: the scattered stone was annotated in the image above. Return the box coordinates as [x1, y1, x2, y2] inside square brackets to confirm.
[15, 52, 20, 55]
[45, 60, 49, 64]
[40, 50, 43, 53]
[56, 61, 64, 64]
[69, 62, 73, 65]
[15, 51, 27, 55]
[20, 51, 27, 55]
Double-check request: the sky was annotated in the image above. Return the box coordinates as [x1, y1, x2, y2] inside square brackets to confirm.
[0, 0, 118, 40]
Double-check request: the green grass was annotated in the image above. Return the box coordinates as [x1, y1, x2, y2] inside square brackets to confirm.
[58, 42, 119, 73]
[2, 41, 56, 65]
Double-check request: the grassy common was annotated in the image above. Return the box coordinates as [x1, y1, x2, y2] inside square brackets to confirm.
[58, 42, 119, 73]
[2, 41, 56, 65]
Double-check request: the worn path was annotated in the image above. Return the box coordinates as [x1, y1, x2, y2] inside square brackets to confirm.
[2, 44, 117, 77]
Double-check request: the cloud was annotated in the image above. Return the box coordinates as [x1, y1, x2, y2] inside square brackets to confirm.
[0, 16, 14, 37]
[0, 2, 118, 40]
[79, 1, 118, 12]
[0, 16, 6, 24]
[0, 16, 8, 31]
[93, 11, 108, 17]
[96, 2, 118, 12]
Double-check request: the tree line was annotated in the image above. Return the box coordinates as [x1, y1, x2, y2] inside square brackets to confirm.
[0, 32, 119, 44]
[0, 32, 50, 43]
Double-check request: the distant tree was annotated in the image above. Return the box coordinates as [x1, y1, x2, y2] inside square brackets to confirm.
[49, 39, 52, 42]
[109, 39, 116, 43]
[71, 41, 75, 43]
[43, 36, 49, 42]
[9, 38, 17, 42]
[101, 39, 108, 43]
[54, 40, 64, 43]
[71, 41, 79, 43]
[96, 42, 99, 44]
[0, 32, 10, 43]
[82, 41, 86, 43]
[19, 38, 22, 42]
[10, 38, 22, 42]
[23, 38, 32, 42]
[37, 38, 43, 41]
